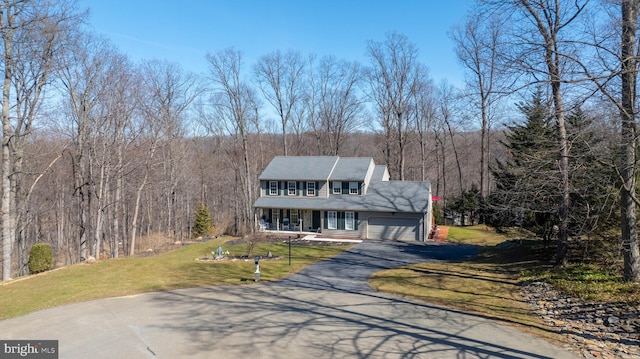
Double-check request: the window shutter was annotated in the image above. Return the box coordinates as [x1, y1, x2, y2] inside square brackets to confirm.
[323, 211, 328, 229]
[338, 211, 344, 230]
[343, 182, 348, 194]
[354, 212, 359, 230]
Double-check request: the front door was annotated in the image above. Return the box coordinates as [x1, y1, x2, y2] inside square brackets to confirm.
[303, 210, 312, 231]
[312, 211, 321, 231]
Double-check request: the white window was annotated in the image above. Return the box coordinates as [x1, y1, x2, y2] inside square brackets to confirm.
[327, 211, 337, 229]
[345, 211, 354, 230]
[306, 181, 315, 196]
[290, 210, 299, 226]
[349, 182, 359, 195]
[288, 181, 297, 196]
[269, 181, 278, 195]
[333, 181, 342, 194]
[272, 209, 279, 225]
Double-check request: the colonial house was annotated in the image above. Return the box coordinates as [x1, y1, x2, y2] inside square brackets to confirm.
[253, 156, 433, 241]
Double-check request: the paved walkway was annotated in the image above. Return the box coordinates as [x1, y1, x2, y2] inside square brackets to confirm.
[0, 240, 579, 359]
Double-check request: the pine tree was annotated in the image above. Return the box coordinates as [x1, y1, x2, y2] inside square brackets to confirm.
[488, 89, 557, 233]
[488, 90, 617, 239]
[191, 203, 213, 239]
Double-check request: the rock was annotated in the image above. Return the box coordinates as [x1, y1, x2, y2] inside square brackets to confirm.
[520, 281, 639, 359]
[605, 316, 620, 326]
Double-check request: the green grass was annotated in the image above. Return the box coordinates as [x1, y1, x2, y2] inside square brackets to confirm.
[522, 264, 640, 304]
[0, 237, 353, 320]
[445, 225, 511, 246]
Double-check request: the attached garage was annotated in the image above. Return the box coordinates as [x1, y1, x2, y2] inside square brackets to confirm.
[368, 217, 420, 241]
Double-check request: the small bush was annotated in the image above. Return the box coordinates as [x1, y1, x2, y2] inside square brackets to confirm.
[28, 243, 54, 274]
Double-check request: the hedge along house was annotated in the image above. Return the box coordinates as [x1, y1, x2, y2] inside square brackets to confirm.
[253, 156, 433, 241]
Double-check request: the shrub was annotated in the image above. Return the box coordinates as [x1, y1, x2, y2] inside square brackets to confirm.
[28, 243, 54, 274]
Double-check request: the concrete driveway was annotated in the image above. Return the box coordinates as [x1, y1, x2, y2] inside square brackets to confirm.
[0, 240, 580, 359]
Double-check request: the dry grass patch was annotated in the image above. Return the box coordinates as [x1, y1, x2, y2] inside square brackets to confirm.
[369, 226, 564, 343]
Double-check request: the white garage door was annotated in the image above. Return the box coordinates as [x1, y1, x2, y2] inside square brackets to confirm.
[368, 217, 419, 241]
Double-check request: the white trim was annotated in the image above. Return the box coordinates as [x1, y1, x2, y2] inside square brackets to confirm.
[349, 181, 358, 194]
[306, 181, 315, 196]
[269, 181, 278, 195]
[327, 211, 337, 229]
[288, 181, 296, 196]
[345, 211, 354, 230]
[333, 181, 342, 194]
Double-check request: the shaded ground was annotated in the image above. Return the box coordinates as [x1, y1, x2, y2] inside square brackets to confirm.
[0, 240, 579, 359]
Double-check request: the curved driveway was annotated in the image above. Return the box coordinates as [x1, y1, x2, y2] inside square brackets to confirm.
[0, 240, 579, 358]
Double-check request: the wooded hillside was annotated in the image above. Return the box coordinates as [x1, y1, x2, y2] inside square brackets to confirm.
[2, 0, 639, 282]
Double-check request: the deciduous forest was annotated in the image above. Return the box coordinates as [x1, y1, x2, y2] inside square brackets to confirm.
[1, 0, 639, 283]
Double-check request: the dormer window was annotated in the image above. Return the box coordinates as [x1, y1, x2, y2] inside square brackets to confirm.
[349, 182, 359, 194]
[332, 181, 342, 194]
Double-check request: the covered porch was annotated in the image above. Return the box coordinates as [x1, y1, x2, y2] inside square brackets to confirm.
[258, 208, 322, 233]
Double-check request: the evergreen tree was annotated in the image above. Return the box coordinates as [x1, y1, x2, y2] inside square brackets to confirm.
[448, 184, 480, 225]
[488, 90, 617, 239]
[487, 90, 557, 234]
[191, 203, 213, 239]
[564, 108, 618, 236]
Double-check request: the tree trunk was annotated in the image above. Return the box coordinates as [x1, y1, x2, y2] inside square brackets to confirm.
[620, 0, 640, 281]
[1, 6, 16, 281]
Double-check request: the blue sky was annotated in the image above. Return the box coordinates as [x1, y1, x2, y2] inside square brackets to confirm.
[79, 0, 471, 86]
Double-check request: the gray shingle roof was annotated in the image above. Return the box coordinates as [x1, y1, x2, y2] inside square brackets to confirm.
[259, 156, 376, 182]
[329, 157, 373, 181]
[255, 156, 431, 214]
[258, 156, 339, 181]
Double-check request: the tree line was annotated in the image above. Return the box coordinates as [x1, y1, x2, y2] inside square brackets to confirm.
[1, 0, 639, 283]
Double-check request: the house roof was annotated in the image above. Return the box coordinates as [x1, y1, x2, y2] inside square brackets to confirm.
[258, 156, 339, 181]
[255, 155, 431, 214]
[258, 156, 375, 182]
[254, 181, 431, 213]
[328, 157, 373, 181]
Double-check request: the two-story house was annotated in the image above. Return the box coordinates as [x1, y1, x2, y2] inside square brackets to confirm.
[253, 156, 433, 241]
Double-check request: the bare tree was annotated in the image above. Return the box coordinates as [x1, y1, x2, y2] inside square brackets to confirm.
[1, 0, 83, 279]
[366, 32, 423, 180]
[573, 0, 640, 281]
[58, 32, 117, 262]
[254, 49, 305, 156]
[452, 14, 510, 202]
[411, 71, 436, 181]
[129, 60, 198, 256]
[309, 55, 364, 155]
[618, 0, 640, 281]
[206, 48, 258, 235]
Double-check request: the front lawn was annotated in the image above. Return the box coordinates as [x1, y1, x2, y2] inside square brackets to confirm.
[0, 237, 353, 320]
